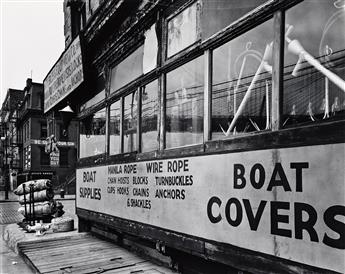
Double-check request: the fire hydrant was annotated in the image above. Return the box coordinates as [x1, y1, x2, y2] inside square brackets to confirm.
[60, 189, 65, 198]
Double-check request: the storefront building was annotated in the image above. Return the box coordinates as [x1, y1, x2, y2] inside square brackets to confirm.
[47, 0, 345, 273]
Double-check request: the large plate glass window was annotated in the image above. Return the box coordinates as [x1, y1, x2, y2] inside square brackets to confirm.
[109, 100, 121, 155]
[79, 108, 106, 158]
[141, 80, 159, 152]
[167, 2, 198, 57]
[110, 24, 158, 93]
[283, 0, 345, 127]
[123, 91, 138, 153]
[212, 19, 274, 139]
[166, 56, 204, 148]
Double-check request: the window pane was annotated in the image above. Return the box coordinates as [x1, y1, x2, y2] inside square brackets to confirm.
[212, 19, 273, 139]
[79, 108, 106, 158]
[123, 91, 138, 153]
[167, 2, 197, 57]
[40, 123, 47, 139]
[201, 0, 266, 40]
[80, 88, 105, 112]
[283, 1, 345, 127]
[166, 56, 204, 148]
[110, 46, 144, 93]
[143, 24, 158, 74]
[110, 100, 121, 155]
[141, 80, 159, 152]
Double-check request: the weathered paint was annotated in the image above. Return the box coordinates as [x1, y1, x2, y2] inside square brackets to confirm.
[44, 36, 84, 113]
[77, 143, 345, 273]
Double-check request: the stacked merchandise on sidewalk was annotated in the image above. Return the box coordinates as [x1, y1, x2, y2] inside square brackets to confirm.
[14, 179, 73, 234]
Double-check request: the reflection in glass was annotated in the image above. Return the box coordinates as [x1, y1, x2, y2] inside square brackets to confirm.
[201, 0, 266, 41]
[143, 24, 158, 73]
[283, 1, 345, 127]
[110, 46, 144, 93]
[141, 80, 159, 152]
[79, 108, 106, 158]
[110, 101, 121, 155]
[212, 19, 273, 139]
[80, 90, 105, 112]
[123, 91, 138, 153]
[167, 2, 197, 57]
[166, 56, 204, 148]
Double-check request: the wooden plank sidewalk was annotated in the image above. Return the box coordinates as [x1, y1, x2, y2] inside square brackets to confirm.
[18, 234, 176, 274]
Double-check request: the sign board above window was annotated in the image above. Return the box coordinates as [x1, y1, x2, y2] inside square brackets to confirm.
[44, 36, 84, 113]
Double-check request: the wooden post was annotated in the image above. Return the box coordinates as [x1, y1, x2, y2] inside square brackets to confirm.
[271, 10, 285, 131]
[204, 50, 212, 142]
[159, 74, 166, 150]
[137, 87, 142, 152]
[104, 65, 111, 156]
[105, 105, 110, 156]
[120, 97, 124, 153]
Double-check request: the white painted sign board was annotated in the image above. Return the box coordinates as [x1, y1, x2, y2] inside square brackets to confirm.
[77, 144, 345, 273]
[44, 36, 83, 113]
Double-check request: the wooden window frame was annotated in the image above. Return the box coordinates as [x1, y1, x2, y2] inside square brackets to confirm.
[79, 0, 345, 165]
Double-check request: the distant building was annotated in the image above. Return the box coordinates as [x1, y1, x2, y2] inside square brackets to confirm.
[0, 88, 24, 191]
[1, 79, 78, 193]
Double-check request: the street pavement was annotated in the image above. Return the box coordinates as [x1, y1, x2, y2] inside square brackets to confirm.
[0, 224, 35, 274]
[0, 202, 23, 225]
[1, 191, 77, 274]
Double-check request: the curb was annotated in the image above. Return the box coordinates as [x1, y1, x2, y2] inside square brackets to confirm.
[54, 198, 76, 201]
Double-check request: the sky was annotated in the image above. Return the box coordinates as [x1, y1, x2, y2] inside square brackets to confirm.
[0, 0, 65, 106]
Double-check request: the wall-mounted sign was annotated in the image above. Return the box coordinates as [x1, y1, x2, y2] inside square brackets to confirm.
[44, 36, 84, 113]
[24, 145, 31, 170]
[50, 149, 60, 167]
[32, 139, 75, 147]
[77, 144, 345, 273]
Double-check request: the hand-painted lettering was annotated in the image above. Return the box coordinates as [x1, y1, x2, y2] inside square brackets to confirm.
[146, 161, 163, 173]
[83, 171, 96, 182]
[79, 187, 101, 200]
[233, 162, 309, 192]
[207, 196, 344, 249]
[323, 205, 345, 249]
[167, 159, 189, 172]
[271, 201, 292, 238]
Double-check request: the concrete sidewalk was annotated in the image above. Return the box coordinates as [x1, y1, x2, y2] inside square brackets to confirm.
[1, 197, 79, 273]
